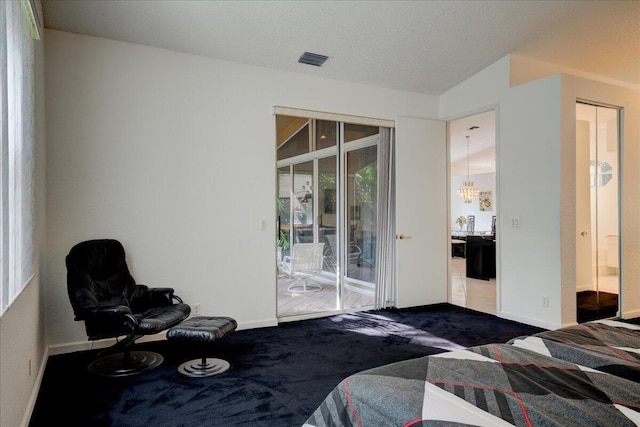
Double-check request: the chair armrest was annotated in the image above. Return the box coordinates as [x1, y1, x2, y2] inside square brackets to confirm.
[130, 285, 177, 311]
[148, 287, 177, 306]
[80, 306, 138, 339]
[78, 305, 132, 320]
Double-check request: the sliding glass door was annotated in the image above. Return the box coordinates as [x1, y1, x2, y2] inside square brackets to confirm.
[275, 115, 380, 318]
[343, 137, 377, 308]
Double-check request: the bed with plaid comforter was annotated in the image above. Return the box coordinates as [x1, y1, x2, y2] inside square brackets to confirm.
[303, 320, 640, 426]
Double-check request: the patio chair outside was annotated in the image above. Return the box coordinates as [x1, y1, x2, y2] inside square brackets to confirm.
[282, 242, 325, 292]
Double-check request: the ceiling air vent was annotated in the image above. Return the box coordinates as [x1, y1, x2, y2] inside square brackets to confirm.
[298, 52, 329, 67]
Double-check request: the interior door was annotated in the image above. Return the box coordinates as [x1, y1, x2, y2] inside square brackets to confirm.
[395, 117, 447, 307]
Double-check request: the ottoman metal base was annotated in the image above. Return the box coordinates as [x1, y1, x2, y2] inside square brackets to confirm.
[177, 356, 231, 377]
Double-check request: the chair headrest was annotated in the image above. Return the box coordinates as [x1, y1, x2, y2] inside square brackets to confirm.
[66, 239, 127, 281]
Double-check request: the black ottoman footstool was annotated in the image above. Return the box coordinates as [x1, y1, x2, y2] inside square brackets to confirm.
[167, 316, 237, 377]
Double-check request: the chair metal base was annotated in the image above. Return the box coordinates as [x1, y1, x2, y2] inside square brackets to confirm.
[88, 350, 164, 377]
[177, 357, 230, 377]
[287, 279, 322, 293]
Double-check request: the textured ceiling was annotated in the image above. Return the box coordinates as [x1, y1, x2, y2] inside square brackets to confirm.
[450, 111, 496, 176]
[41, 0, 640, 96]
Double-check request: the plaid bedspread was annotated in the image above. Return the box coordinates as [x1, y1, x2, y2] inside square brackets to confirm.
[303, 320, 640, 426]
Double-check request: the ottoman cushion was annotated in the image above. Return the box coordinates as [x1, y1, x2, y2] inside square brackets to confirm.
[167, 316, 237, 343]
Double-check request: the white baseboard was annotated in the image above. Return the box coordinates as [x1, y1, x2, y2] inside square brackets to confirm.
[20, 346, 49, 427]
[497, 309, 561, 331]
[47, 332, 170, 356]
[622, 309, 640, 320]
[236, 318, 278, 330]
[47, 316, 279, 356]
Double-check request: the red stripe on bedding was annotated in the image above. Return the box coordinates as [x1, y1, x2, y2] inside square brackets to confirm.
[512, 391, 533, 427]
[493, 343, 504, 363]
[343, 378, 362, 427]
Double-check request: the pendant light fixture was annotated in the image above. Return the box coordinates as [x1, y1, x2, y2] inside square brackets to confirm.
[457, 135, 479, 203]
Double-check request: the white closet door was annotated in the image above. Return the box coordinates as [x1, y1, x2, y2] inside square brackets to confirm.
[395, 117, 447, 308]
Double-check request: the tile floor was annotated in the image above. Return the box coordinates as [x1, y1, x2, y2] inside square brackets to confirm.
[449, 256, 497, 315]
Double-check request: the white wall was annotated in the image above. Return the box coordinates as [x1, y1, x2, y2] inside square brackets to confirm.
[44, 29, 439, 350]
[500, 75, 563, 329]
[439, 55, 510, 119]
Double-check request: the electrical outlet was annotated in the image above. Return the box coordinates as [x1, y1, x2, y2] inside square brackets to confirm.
[542, 295, 549, 307]
[511, 216, 520, 227]
[192, 303, 200, 314]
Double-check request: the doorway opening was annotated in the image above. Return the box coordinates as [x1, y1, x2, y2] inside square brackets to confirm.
[575, 102, 620, 323]
[448, 111, 497, 315]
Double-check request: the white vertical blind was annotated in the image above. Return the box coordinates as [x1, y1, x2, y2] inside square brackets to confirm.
[0, 1, 8, 314]
[1, 0, 37, 315]
[374, 128, 396, 309]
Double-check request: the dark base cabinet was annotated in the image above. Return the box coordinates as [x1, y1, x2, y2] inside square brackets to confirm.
[451, 239, 466, 258]
[465, 236, 496, 280]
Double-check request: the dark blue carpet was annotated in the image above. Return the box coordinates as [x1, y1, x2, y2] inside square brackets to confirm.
[29, 303, 544, 427]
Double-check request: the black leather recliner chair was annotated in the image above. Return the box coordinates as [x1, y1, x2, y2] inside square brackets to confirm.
[66, 239, 191, 377]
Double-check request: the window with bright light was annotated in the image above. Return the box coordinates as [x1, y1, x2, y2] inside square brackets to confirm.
[1, 0, 39, 316]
